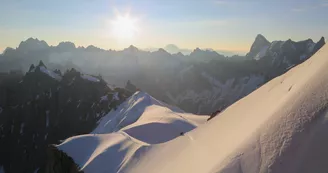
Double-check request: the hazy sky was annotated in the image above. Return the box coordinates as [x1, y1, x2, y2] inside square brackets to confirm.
[1, 0, 328, 53]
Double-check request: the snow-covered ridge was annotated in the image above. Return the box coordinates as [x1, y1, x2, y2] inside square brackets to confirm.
[92, 91, 199, 134]
[57, 91, 209, 172]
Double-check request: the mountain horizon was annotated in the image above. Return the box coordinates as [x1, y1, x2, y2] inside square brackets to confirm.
[1, 35, 325, 57]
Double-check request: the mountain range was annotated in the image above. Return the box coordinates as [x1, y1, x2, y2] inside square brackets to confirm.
[144, 44, 243, 56]
[0, 35, 325, 115]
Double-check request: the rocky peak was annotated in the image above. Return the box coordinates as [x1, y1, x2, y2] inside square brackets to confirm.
[247, 34, 270, 58]
[0, 63, 132, 173]
[313, 37, 326, 54]
[28, 64, 36, 72]
[38, 60, 46, 68]
[18, 38, 49, 52]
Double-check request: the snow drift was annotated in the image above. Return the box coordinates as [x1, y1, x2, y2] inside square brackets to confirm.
[58, 44, 328, 173]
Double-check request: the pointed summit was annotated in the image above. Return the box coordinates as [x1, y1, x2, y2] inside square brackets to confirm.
[313, 37, 326, 54]
[252, 34, 270, 48]
[247, 34, 270, 58]
[28, 64, 35, 72]
[38, 60, 46, 68]
[255, 34, 268, 42]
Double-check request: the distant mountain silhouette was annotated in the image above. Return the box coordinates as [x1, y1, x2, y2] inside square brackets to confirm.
[0, 35, 325, 116]
[164, 44, 192, 55]
[17, 38, 49, 52]
[56, 42, 76, 52]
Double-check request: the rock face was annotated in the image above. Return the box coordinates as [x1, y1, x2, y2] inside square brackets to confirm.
[43, 145, 82, 173]
[246, 34, 271, 59]
[0, 62, 132, 173]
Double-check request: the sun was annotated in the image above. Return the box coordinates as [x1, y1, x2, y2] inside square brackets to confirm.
[111, 14, 138, 40]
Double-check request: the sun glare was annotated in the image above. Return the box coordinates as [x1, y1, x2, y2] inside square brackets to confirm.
[111, 14, 138, 40]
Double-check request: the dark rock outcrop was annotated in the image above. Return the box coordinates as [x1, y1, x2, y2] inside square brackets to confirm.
[42, 145, 82, 173]
[0, 63, 132, 173]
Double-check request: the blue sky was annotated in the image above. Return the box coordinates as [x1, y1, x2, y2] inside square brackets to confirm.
[0, 0, 328, 53]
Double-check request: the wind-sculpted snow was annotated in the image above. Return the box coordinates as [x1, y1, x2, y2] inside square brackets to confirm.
[57, 133, 147, 173]
[92, 91, 188, 134]
[57, 91, 209, 172]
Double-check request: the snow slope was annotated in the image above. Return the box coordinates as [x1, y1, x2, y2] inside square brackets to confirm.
[58, 44, 328, 173]
[254, 45, 269, 60]
[121, 44, 328, 173]
[92, 91, 191, 134]
[57, 91, 209, 172]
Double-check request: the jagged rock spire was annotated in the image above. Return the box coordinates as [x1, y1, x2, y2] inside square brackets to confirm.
[247, 34, 270, 58]
[28, 64, 35, 72]
[38, 60, 46, 68]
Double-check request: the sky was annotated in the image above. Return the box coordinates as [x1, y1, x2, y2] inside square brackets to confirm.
[0, 0, 328, 54]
